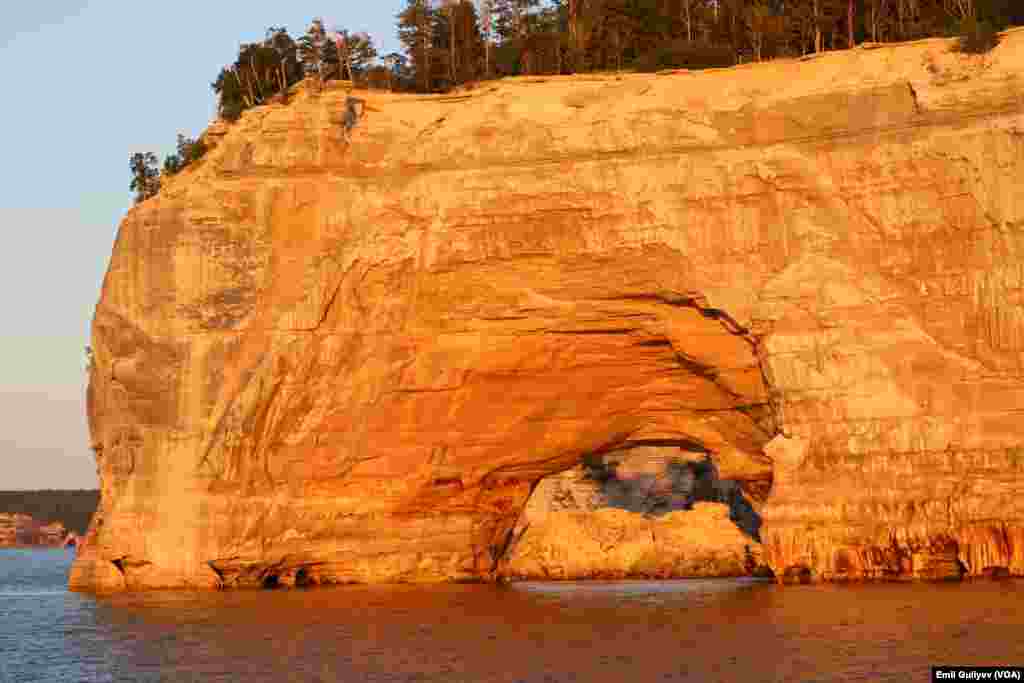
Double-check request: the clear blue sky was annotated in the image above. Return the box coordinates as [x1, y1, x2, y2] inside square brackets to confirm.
[0, 1, 405, 490]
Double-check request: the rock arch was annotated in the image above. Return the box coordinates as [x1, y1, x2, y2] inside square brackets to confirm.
[70, 40, 1024, 590]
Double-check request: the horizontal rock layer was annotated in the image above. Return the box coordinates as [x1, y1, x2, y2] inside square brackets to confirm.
[72, 31, 1024, 591]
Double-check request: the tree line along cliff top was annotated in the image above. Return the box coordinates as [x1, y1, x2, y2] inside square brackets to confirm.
[128, 0, 1022, 203]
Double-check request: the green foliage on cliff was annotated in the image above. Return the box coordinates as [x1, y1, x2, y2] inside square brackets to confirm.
[162, 134, 209, 177]
[340, 31, 380, 81]
[320, 31, 342, 80]
[398, 0, 484, 92]
[0, 490, 99, 535]
[129, 152, 160, 203]
[128, 3, 1024, 199]
[130, 132, 210, 205]
[297, 20, 327, 86]
[213, 26, 304, 122]
[390, 0, 1023, 92]
[956, 16, 1001, 54]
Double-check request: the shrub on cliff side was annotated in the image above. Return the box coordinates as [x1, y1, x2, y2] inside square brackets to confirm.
[956, 16, 1000, 54]
[129, 152, 161, 204]
[163, 134, 208, 176]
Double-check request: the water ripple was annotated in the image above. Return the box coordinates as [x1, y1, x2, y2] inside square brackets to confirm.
[1, 550, 1023, 682]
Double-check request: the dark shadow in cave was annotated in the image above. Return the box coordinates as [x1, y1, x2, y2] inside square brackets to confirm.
[579, 450, 763, 541]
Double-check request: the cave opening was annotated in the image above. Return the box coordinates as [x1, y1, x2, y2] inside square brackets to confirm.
[472, 295, 782, 580]
[577, 448, 764, 539]
[262, 573, 281, 590]
[498, 441, 773, 580]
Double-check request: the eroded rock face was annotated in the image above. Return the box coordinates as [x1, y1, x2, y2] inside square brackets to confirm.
[502, 447, 768, 578]
[504, 505, 761, 580]
[72, 31, 1024, 591]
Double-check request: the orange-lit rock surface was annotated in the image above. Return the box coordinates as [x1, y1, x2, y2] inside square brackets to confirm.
[502, 446, 768, 578]
[504, 504, 760, 580]
[72, 30, 1024, 591]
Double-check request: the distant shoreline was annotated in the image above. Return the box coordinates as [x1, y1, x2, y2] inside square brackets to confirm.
[0, 490, 98, 537]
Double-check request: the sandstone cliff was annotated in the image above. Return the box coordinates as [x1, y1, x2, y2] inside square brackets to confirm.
[505, 505, 760, 579]
[502, 446, 768, 578]
[72, 30, 1024, 591]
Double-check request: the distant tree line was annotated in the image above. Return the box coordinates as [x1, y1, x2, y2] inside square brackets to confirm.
[0, 490, 99, 535]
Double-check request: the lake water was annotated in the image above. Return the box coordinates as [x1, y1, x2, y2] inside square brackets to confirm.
[2, 548, 1022, 682]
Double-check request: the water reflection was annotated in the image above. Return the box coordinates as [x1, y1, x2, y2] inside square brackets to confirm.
[3, 551, 1023, 683]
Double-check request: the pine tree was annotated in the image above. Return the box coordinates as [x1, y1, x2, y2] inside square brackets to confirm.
[744, 0, 774, 61]
[382, 52, 406, 90]
[163, 151, 182, 177]
[479, 0, 495, 77]
[212, 27, 304, 121]
[265, 27, 304, 94]
[441, 1, 460, 85]
[492, 0, 542, 73]
[299, 19, 327, 86]
[344, 32, 380, 81]
[453, 1, 485, 83]
[398, 0, 436, 92]
[211, 66, 246, 121]
[129, 153, 161, 203]
[493, 0, 542, 41]
[321, 36, 342, 81]
[162, 133, 204, 179]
